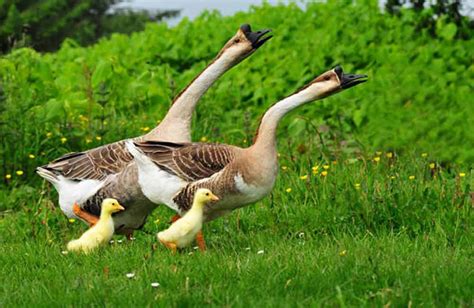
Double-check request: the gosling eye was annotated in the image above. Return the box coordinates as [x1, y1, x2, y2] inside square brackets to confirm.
[205, 193, 209, 196]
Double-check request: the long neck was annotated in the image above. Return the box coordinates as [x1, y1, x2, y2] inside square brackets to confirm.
[251, 88, 319, 153]
[145, 54, 235, 142]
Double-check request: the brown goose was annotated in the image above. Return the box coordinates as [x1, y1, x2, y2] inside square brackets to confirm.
[36, 24, 272, 235]
[127, 66, 367, 222]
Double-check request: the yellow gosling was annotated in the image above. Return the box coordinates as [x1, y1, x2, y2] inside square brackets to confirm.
[157, 189, 219, 253]
[67, 198, 124, 254]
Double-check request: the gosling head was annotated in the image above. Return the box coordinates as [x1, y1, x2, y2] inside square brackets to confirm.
[193, 188, 220, 208]
[217, 24, 272, 64]
[101, 198, 125, 214]
[300, 66, 368, 100]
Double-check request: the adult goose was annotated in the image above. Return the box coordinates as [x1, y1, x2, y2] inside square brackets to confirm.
[127, 66, 367, 222]
[37, 24, 272, 236]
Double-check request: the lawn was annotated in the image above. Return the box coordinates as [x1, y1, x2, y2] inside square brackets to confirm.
[1, 151, 472, 306]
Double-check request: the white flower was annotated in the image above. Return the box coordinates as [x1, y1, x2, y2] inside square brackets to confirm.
[257, 250, 264, 254]
[117, 240, 123, 244]
[151, 282, 160, 288]
[126, 273, 135, 279]
[109, 240, 115, 244]
[193, 246, 199, 250]
[245, 247, 251, 251]
[61, 250, 68, 255]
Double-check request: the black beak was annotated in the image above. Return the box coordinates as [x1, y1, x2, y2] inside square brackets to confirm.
[240, 24, 272, 49]
[334, 65, 368, 89]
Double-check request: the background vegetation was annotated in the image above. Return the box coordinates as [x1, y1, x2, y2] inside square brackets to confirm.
[0, 1, 472, 306]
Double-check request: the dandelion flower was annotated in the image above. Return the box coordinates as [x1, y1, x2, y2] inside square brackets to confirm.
[86, 138, 92, 144]
[28, 154, 35, 159]
[312, 166, 319, 172]
[323, 164, 330, 170]
[16, 170, 24, 176]
[5, 174, 12, 179]
[386, 152, 393, 158]
[321, 171, 328, 177]
[141, 127, 150, 132]
[68, 218, 75, 223]
[286, 188, 292, 193]
[421, 153, 428, 157]
[200, 136, 208, 142]
[339, 250, 347, 257]
[373, 156, 381, 162]
[390, 176, 396, 180]
[126, 273, 135, 279]
[429, 163, 436, 169]
[60, 137, 67, 144]
[409, 175, 415, 180]
[299, 175, 308, 180]
[459, 172, 466, 177]
[281, 166, 288, 171]
[376, 151, 382, 156]
[95, 136, 102, 141]
[354, 183, 361, 190]
[151, 282, 160, 288]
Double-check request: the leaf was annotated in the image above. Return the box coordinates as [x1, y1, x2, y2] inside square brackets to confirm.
[437, 21, 457, 41]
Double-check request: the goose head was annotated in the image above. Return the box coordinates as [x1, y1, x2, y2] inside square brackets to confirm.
[217, 24, 272, 64]
[102, 198, 125, 214]
[297, 66, 368, 100]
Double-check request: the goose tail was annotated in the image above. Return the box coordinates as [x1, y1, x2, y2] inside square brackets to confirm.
[36, 167, 59, 185]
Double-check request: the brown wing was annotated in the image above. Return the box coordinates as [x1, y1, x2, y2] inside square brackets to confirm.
[133, 141, 238, 181]
[40, 140, 134, 181]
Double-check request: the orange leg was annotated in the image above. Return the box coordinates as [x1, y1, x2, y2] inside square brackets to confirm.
[73, 203, 99, 227]
[170, 214, 181, 223]
[196, 231, 206, 251]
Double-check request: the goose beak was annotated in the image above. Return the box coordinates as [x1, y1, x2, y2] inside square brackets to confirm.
[334, 65, 368, 89]
[240, 24, 272, 49]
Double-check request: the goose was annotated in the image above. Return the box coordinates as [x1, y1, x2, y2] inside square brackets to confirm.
[36, 24, 272, 237]
[157, 188, 219, 253]
[127, 66, 367, 224]
[67, 198, 124, 254]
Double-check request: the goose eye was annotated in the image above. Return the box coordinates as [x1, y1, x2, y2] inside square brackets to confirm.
[234, 38, 240, 44]
[324, 76, 331, 81]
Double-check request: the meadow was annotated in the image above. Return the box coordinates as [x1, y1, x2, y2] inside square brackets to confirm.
[0, 1, 473, 306]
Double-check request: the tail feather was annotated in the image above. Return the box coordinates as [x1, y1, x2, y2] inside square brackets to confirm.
[36, 167, 59, 184]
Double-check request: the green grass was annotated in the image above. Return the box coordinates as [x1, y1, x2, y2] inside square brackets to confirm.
[1, 150, 472, 306]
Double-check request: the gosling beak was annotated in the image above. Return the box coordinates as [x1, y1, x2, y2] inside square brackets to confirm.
[210, 194, 220, 202]
[334, 65, 368, 89]
[117, 205, 125, 211]
[241, 24, 272, 49]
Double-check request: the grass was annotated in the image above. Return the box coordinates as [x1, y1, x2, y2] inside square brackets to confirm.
[1, 149, 473, 306]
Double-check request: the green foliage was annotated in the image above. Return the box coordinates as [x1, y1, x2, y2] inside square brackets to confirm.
[0, 0, 178, 53]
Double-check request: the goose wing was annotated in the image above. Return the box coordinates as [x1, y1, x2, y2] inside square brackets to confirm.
[133, 141, 237, 181]
[40, 140, 133, 181]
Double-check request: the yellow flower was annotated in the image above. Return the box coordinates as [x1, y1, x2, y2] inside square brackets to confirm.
[299, 175, 308, 180]
[339, 250, 347, 257]
[323, 165, 330, 170]
[277, 153, 281, 157]
[421, 153, 428, 157]
[429, 163, 436, 169]
[459, 172, 466, 177]
[5, 174, 12, 179]
[386, 152, 393, 158]
[390, 175, 396, 180]
[376, 151, 382, 156]
[281, 166, 288, 171]
[46, 132, 52, 138]
[285, 188, 292, 193]
[243, 139, 248, 144]
[60, 137, 67, 144]
[312, 166, 319, 172]
[141, 127, 150, 132]
[332, 160, 337, 165]
[16, 170, 24, 176]
[68, 218, 76, 223]
[154, 218, 160, 224]
[354, 183, 361, 190]
[200, 136, 208, 142]
[156, 119, 161, 124]
[321, 171, 328, 177]
[373, 156, 381, 162]
[28, 154, 35, 159]
[86, 138, 92, 144]
[96, 136, 102, 141]
[409, 175, 415, 180]
[312, 169, 319, 175]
